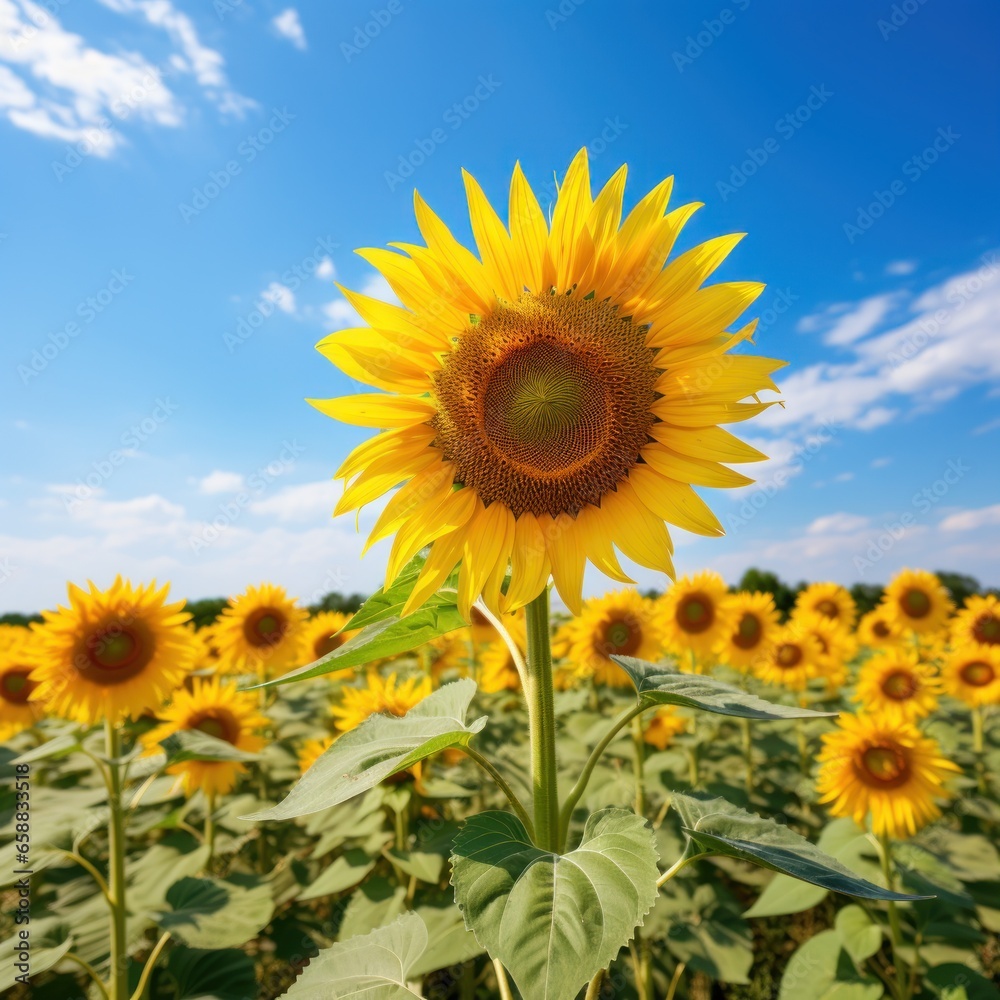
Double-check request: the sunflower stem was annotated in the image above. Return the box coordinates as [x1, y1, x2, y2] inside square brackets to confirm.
[972, 706, 987, 793]
[204, 791, 217, 870]
[525, 589, 559, 852]
[741, 717, 754, 799]
[879, 833, 909, 1000]
[104, 719, 129, 1000]
[631, 715, 646, 817]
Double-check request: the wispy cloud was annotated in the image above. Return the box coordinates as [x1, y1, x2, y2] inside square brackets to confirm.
[271, 8, 307, 51]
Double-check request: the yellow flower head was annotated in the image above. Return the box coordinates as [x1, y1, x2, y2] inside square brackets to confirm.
[212, 583, 308, 678]
[792, 611, 857, 693]
[940, 642, 1000, 707]
[313, 150, 783, 618]
[794, 582, 857, 630]
[853, 650, 940, 724]
[330, 671, 433, 733]
[660, 571, 734, 666]
[816, 713, 959, 839]
[950, 594, 1000, 649]
[143, 676, 267, 797]
[27, 578, 196, 725]
[752, 626, 823, 692]
[300, 611, 356, 667]
[714, 590, 780, 670]
[883, 569, 952, 635]
[298, 734, 335, 774]
[0, 626, 43, 740]
[557, 589, 667, 687]
[857, 605, 906, 650]
[643, 707, 689, 750]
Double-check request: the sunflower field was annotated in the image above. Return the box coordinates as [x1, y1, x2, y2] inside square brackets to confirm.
[3, 154, 999, 1000]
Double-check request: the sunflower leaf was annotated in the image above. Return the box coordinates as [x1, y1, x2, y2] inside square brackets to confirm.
[254, 607, 467, 689]
[158, 729, 263, 764]
[347, 554, 458, 631]
[611, 657, 836, 720]
[153, 875, 274, 949]
[672, 793, 930, 901]
[244, 680, 486, 821]
[450, 809, 660, 1000]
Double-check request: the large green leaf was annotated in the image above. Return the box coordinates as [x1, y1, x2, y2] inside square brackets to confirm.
[165, 946, 258, 1000]
[158, 729, 262, 764]
[0, 918, 72, 992]
[779, 929, 884, 1000]
[612, 657, 836, 720]
[258, 609, 467, 688]
[153, 876, 274, 948]
[451, 809, 659, 1000]
[347, 554, 458, 630]
[246, 680, 486, 821]
[408, 902, 485, 979]
[836, 905, 883, 964]
[281, 911, 426, 999]
[298, 848, 376, 902]
[673, 794, 928, 901]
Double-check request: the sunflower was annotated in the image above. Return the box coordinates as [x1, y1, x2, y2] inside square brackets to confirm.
[193, 625, 222, 671]
[792, 611, 857, 694]
[300, 611, 356, 666]
[212, 583, 308, 678]
[793, 582, 857, 630]
[853, 651, 940, 724]
[312, 150, 782, 618]
[857, 606, 905, 650]
[883, 569, 952, 636]
[752, 627, 823, 692]
[557, 589, 667, 686]
[714, 590, 780, 670]
[940, 643, 1000, 707]
[0, 626, 42, 740]
[951, 594, 1000, 648]
[660, 571, 733, 666]
[330, 671, 433, 733]
[27, 578, 196, 725]
[297, 734, 335, 773]
[643, 706, 689, 750]
[143, 677, 267, 797]
[816, 713, 959, 838]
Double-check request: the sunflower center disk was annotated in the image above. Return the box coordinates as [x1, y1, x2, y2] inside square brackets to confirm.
[79, 625, 151, 684]
[597, 618, 642, 658]
[677, 594, 714, 634]
[861, 744, 909, 786]
[244, 607, 288, 649]
[314, 634, 343, 659]
[902, 588, 931, 618]
[193, 711, 238, 745]
[816, 600, 840, 619]
[776, 643, 802, 669]
[882, 670, 917, 700]
[961, 660, 995, 687]
[733, 613, 762, 650]
[432, 294, 657, 518]
[974, 615, 1000, 644]
[0, 668, 35, 704]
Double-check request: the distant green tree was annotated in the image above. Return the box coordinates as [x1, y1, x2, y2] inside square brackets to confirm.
[184, 597, 229, 630]
[737, 568, 803, 620]
[0, 612, 43, 627]
[309, 592, 367, 616]
[849, 583, 884, 617]
[934, 571, 984, 610]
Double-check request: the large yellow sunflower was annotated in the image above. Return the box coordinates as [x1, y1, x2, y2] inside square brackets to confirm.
[0, 626, 42, 740]
[793, 582, 857, 630]
[853, 650, 940, 724]
[792, 611, 857, 694]
[212, 583, 308, 678]
[951, 594, 1000, 648]
[143, 677, 267, 797]
[660, 571, 734, 666]
[714, 590, 780, 670]
[312, 150, 782, 618]
[857, 605, 905, 650]
[330, 671, 433, 733]
[883, 569, 952, 636]
[27, 578, 196, 725]
[556, 589, 667, 686]
[940, 643, 1000, 707]
[300, 611, 356, 666]
[816, 713, 959, 838]
[751, 626, 823, 692]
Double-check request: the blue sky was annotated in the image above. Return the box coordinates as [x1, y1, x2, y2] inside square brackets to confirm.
[2, 0, 999, 612]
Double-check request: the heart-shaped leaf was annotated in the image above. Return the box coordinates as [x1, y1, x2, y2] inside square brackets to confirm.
[166, 946, 258, 1000]
[245, 680, 486, 821]
[154, 876, 274, 948]
[279, 911, 427, 998]
[612, 657, 836, 720]
[779, 929, 884, 1000]
[673, 794, 929, 902]
[451, 809, 659, 1000]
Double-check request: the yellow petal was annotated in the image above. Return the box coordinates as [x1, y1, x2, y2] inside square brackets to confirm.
[335, 448, 438, 515]
[642, 441, 754, 488]
[577, 505, 634, 583]
[628, 466, 724, 537]
[386, 486, 478, 585]
[601, 483, 676, 574]
[308, 393, 436, 428]
[337, 285, 449, 351]
[642, 233, 745, 307]
[544, 513, 586, 614]
[317, 328, 436, 393]
[364, 460, 455, 551]
[646, 281, 765, 348]
[463, 169, 521, 301]
[509, 161, 548, 293]
[336, 425, 436, 480]
[480, 504, 516, 612]
[503, 513, 552, 612]
[403, 528, 466, 616]
[649, 424, 767, 464]
[549, 148, 595, 290]
[457, 501, 511, 619]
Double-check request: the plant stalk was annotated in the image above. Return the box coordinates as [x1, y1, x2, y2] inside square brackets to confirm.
[742, 717, 754, 798]
[631, 715, 646, 817]
[105, 719, 129, 1000]
[204, 791, 217, 869]
[879, 833, 909, 1000]
[525, 589, 559, 852]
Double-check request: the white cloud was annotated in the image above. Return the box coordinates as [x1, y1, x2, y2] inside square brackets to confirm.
[316, 256, 335, 280]
[833, 471, 855, 483]
[940, 504, 1000, 533]
[260, 281, 297, 315]
[885, 259, 918, 276]
[250, 480, 338, 522]
[198, 470, 244, 494]
[271, 8, 306, 51]
[818, 293, 900, 347]
[806, 512, 870, 535]
[871, 457, 892, 468]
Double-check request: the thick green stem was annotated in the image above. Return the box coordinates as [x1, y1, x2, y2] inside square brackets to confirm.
[972, 706, 987, 793]
[204, 791, 217, 870]
[742, 717, 754, 798]
[462, 745, 535, 840]
[631, 716, 646, 818]
[105, 720, 129, 1000]
[525, 590, 559, 851]
[880, 833, 909, 1000]
[584, 970, 605, 1000]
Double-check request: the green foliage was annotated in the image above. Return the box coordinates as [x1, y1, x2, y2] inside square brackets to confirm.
[0, 611, 43, 627]
[309, 591, 368, 615]
[849, 583, 884, 616]
[183, 597, 229, 629]
[737, 568, 804, 618]
[154, 876, 274, 949]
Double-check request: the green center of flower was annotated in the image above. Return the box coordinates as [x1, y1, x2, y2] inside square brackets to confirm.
[960, 660, 995, 687]
[881, 669, 917, 700]
[94, 631, 139, 669]
[677, 594, 713, 634]
[0, 668, 35, 704]
[243, 607, 288, 649]
[776, 643, 802, 668]
[973, 615, 1000, 645]
[816, 599, 839, 619]
[192, 711, 237, 744]
[314, 633, 343, 659]
[732, 613, 762, 650]
[602, 618, 641, 656]
[902, 588, 931, 618]
[862, 744, 909, 785]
